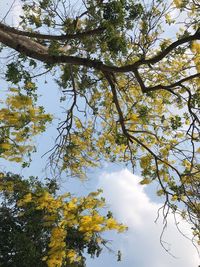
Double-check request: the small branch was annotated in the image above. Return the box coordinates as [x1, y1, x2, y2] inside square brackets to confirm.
[0, 22, 105, 41]
[145, 73, 200, 92]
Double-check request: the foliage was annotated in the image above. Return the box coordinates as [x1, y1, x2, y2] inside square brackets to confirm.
[0, 0, 199, 253]
[0, 173, 126, 267]
[0, 85, 52, 163]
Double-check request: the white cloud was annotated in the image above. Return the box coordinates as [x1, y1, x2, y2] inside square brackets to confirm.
[88, 169, 199, 267]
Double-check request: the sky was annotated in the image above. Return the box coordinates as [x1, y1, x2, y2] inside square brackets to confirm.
[0, 1, 199, 267]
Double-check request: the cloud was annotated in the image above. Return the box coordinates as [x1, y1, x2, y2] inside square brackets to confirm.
[87, 169, 199, 267]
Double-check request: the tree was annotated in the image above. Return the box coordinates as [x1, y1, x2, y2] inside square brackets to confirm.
[0, 173, 125, 267]
[0, 0, 199, 252]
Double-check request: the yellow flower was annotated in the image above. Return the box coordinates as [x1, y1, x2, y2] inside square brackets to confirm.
[173, 0, 183, 8]
[191, 41, 200, 54]
[1, 143, 12, 150]
[17, 193, 32, 206]
[106, 218, 118, 229]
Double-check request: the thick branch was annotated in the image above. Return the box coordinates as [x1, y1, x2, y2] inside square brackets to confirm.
[0, 29, 48, 55]
[0, 28, 200, 74]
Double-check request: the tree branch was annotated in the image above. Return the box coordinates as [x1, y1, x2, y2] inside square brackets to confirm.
[145, 73, 200, 92]
[0, 27, 199, 75]
[0, 22, 105, 41]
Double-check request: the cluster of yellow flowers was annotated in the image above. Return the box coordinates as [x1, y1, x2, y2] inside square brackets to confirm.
[191, 41, 200, 72]
[173, 0, 183, 8]
[0, 89, 52, 162]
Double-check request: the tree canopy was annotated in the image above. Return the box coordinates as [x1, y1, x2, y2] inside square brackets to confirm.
[0, 0, 200, 264]
[0, 173, 125, 267]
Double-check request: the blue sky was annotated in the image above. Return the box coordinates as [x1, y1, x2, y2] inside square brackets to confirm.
[0, 1, 199, 266]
